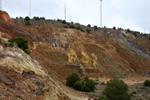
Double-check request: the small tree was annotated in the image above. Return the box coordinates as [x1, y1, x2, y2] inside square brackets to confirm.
[62, 20, 67, 24]
[66, 73, 80, 87]
[8, 37, 30, 54]
[40, 17, 45, 20]
[99, 95, 105, 100]
[76, 26, 84, 32]
[73, 81, 82, 91]
[25, 21, 31, 26]
[86, 29, 91, 34]
[144, 80, 150, 87]
[113, 26, 116, 30]
[87, 24, 91, 27]
[85, 78, 95, 92]
[19, 17, 23, 19]
[24, 16, 30, 21]
[94, 25, 98, 30]
[83, 76, 96, 92]
[66, 74, 96, 92]
[103, 78, 131, 100]
[69, 25, 75, 29]
[33, 16, 40, 20]
[126, 29, 131, 33]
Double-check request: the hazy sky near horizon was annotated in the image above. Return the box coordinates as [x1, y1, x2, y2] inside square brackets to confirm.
[2, 0, 150, 33]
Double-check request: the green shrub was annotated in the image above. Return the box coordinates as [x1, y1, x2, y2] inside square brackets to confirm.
[80, 29, 85, 32]
[19, 17, 23, 19]
[24, 16, 30, 21]
[62, 20, 67, 24]
[25, 21, 31, 26]
[101, 82, 105, 85]
[40, 17, 45, 20]
[76, 26, 82, 30]
[81, 83, 89, 92]
[99, 95, 105, 100]
[24, 49, 30, 54]
[57, 19, 62, 21]
[66, 73, 80, 87]
[84, 76, 96, 92]
[103, 78, 131, 100]
[86, 29, 91, 34]
[0, 39, 1, 44]
[66, 74, 96, 92]
[140, 86, 146, 89]
[8, 37, 30, 54]
[69, 25, 75, 29]
[73, 81, 82, 91]
[113, 26, 116, 30]
[8, 43, 14, 47]
[33, 16, 40, 20]
[144, 80, 150, 87]
[64, 26, 69, 28]
[132, 91, 137, 94]
[76, 26, 85, 32]
[94, 25, 98, 30]
[87, 24, 91, 27]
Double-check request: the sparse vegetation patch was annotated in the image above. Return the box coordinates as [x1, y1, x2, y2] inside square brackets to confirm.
[8, 37, 30, 54]
[101, 78, 132, 100]
[25, 21, 31, 26]
[66, 73, 96, 92]
[144, 80, 150, 87]
[24, 16, 30, 21]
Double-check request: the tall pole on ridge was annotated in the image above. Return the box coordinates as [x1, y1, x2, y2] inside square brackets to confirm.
[64, 3, 66, 21]
[29, 0, 31, 18]
[0, 0, 2, 10]
[100, 0, 103, 28]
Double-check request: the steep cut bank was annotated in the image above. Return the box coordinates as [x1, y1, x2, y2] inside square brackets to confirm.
[0, 11, 74, 100]
[0, 10, 150, 99]
[1, 11, 150, 79]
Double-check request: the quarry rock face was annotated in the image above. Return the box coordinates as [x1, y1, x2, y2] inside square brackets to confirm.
[0, 11, 11, 22]
[0, 11, 150, 100]
[0, 10, 150, 79]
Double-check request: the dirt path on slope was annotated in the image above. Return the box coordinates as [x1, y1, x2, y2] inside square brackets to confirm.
[48, 76, 89, 100]
[48, 74, 150, 100]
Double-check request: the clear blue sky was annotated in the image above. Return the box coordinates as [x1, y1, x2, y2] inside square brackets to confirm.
[2, 0, 150, 33]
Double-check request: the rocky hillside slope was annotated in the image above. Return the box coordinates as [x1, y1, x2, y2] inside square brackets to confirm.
[0, 10, 150, 100]
[14, 15, 150, 78]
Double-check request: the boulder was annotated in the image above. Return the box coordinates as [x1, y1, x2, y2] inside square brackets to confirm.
[0, 73, 15, 87]
[35, 88, 44, 95]
[22, 70, 35, 77]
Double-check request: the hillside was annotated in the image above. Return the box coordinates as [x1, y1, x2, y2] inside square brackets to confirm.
[13, 16, 150, 78]
[0, 11, 150, 100]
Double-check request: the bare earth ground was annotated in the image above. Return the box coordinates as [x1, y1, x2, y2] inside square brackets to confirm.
[86, 75, 150, 100]
[49, 77, 89, 100]
[48, 74, 150, 100]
